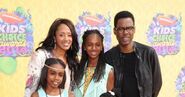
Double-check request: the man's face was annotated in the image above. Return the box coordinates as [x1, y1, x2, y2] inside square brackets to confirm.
[114, 18, 135, 47]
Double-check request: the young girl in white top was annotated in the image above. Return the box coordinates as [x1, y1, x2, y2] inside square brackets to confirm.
[31, 58, 68, 97]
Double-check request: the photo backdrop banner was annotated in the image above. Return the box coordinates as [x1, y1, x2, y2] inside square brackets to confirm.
[0, 0, 184, 97]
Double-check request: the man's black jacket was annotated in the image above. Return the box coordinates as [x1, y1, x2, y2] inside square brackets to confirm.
[104, 42, 162, 97]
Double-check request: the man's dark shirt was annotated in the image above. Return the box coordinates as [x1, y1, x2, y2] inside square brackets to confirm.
[120, 52, 139, 97]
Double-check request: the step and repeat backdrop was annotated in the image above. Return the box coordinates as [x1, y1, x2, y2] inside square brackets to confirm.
[0, 0, 184, 97]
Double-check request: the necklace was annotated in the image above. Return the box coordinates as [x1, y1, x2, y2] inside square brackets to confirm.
[45, 88, 62, 97]
[83, 67, 96, 97]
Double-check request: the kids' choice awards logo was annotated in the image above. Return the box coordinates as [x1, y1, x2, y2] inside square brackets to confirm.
[75, 12, 111, 52]
[147, 13, 182, 56]
[0, 7, 33, 74]
[176, 67, 185, 97]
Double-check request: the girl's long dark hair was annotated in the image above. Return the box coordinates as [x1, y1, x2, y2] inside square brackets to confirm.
[36, 58, 66, 91]
[36, 18, 79, 72]
[75, 29, 106, 85]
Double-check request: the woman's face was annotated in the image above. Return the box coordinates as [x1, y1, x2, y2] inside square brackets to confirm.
[47, 64, 65, 88]
[54, 24, 72, 51]
[84, 33, 103, 60]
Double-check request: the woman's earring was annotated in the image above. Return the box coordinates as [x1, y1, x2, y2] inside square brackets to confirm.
[70, 46, 73, 50]
[54, 39, 56, 49]
[54, 44, 56, 49]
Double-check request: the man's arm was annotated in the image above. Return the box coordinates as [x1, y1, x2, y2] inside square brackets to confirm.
[150, 49, 162, 97]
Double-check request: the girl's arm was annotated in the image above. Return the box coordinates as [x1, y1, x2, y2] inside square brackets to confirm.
[31, 92, 39, 97]
[106, 68, 114, 91]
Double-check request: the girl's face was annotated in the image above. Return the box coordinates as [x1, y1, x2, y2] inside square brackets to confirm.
[47, 64, 65, 88]
[54, 24, 72, 51]
[84, 33, 103, 60]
